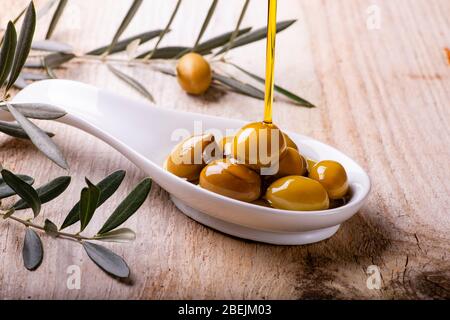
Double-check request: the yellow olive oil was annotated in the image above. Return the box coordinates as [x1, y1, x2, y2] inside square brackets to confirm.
[263, 0, 277, 124]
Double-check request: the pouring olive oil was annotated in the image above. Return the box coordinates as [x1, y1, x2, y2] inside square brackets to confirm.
[166, 0, 350, 211]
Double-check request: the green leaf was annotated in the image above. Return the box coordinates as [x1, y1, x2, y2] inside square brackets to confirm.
[44, 219, 58, 237]
[14, 176, 71, 210]
[219, 0, 250, 56]
[45, 0, 68, 39]
[213, 72, 264, 100]
[143, 0, 182, 60]
[43, 52, 75, 68]
[98, 178, 152, 234]
[230, 63, 316, 108]
[1, 169, 40, 217]
[79, 179, 100, 232]
[6, 104, 69, 169]
[82, 241, 130, 278]
[0, 103, 66, 119]
[87, 30, 164, 56]
[103, 0, 143, 56]
[136, 46, 190, 59]
[0, 119, 54, 140]
[23, 228, 43, 270]
[195, 27, 251, 54]
[94, 228, 136, 243]
[215, 19, 296, 55]
[6, 2, 36, 92]
[0, 174, 34, 199]
[60, 170, 126, 230]
[32, 40, 72, 53]
[107, 65, 154, 103]
[193, 0, 218, 49]
[0, 22, 17, 88]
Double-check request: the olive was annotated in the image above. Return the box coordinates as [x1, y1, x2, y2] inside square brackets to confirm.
[282, 132, 298, 151]
[176, 53, 212, 95]
[218, 135, 234, 158]
[199, 159, 261, 202]
[252, 198, 272, 208]
[308, 160, 348, 199]
[306, 158, 317, 172]
[232, 121, 287, 169]
[265, 176, 329, 211]
[274, 147, 307, 179]
[165, 133, 214, 181]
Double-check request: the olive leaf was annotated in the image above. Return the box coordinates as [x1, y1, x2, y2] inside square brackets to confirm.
[229, 63, 316, 108]
[60, 170, 126, 230]
[6, 104, 69, 169]
[82, 242, 130, 278]
[79, 178, 100, 233]
[43, 219, 58, 237]
[97, 178, 152, 235]
[21, 72, 50, 81]
[0, 120, 54, 139]
[43, 52, 75, 68]
[0, 103, 66, 119]
[2, 208, 15, 219]
[0, 21, 17, 88]
[6, 2, 36, 92]
[23, 228, 43, 271]
[1, 169, 41, 217]
[32, 40, 73, 53]
[45, 0, 68, 39]
[94, 228, 136, 243]
[107, 65, 154, 103]
[213, 72, 264, 100]
[136, 46, 189, 59]
[193, 0, 218, 49]
[103, 0, 143, 56]
[214, 19, 296, 55]
[14, 176, 71, 210]
[219, 0, 250, 56]
[0, 174, 34, 199]
[87, 30, 164, 56]
[143, 0, 182, 60]
[195, 27, 252, 54]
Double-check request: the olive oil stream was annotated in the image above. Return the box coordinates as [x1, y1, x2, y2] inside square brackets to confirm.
[263, 0, 277, 124]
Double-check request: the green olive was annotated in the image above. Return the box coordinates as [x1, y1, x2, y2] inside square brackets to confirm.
[199, 159, 261, 202]
[265, 176, 329, 211]
[308, 160, 348, 199]
[232, 121, 287, 169]
[282, 132, 298, 151]
[306, 158, 317, 172]
[274, 147, 307, 179]
[176, 53, 212, 95]
[165, 133, 214, 181]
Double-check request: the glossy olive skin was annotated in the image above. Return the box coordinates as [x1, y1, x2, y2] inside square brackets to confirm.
[176, 53, 212, 95]
[265, 176, 329, 211]
[199, 159, 261, 202]
[218, 135, 234, 158]
[274, 147, 307, 179]
[309, 160, 348, 199]
[282, 132, 298, 151]
[232, 122, 287, 169]
[166, 133, 214, 181]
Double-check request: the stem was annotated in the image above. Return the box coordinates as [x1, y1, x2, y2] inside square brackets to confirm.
[0, 211, 93, 241]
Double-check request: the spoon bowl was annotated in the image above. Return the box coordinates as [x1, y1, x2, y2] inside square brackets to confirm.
[1, 80, 370, 245]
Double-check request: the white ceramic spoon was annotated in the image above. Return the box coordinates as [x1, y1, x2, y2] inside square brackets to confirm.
[0, 80, 370, 245]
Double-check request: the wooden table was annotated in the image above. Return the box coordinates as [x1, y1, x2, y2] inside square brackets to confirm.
[1, 0, 449, 299]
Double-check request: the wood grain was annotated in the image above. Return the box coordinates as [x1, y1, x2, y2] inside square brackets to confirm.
[0, 0, 449, 299]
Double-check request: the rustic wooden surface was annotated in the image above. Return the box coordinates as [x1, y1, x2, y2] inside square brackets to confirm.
[0, 0, 449, 299]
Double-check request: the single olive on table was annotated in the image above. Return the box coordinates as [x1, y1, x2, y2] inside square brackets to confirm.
[176, 53, 212, 95]
[164, 125, 350, 211]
